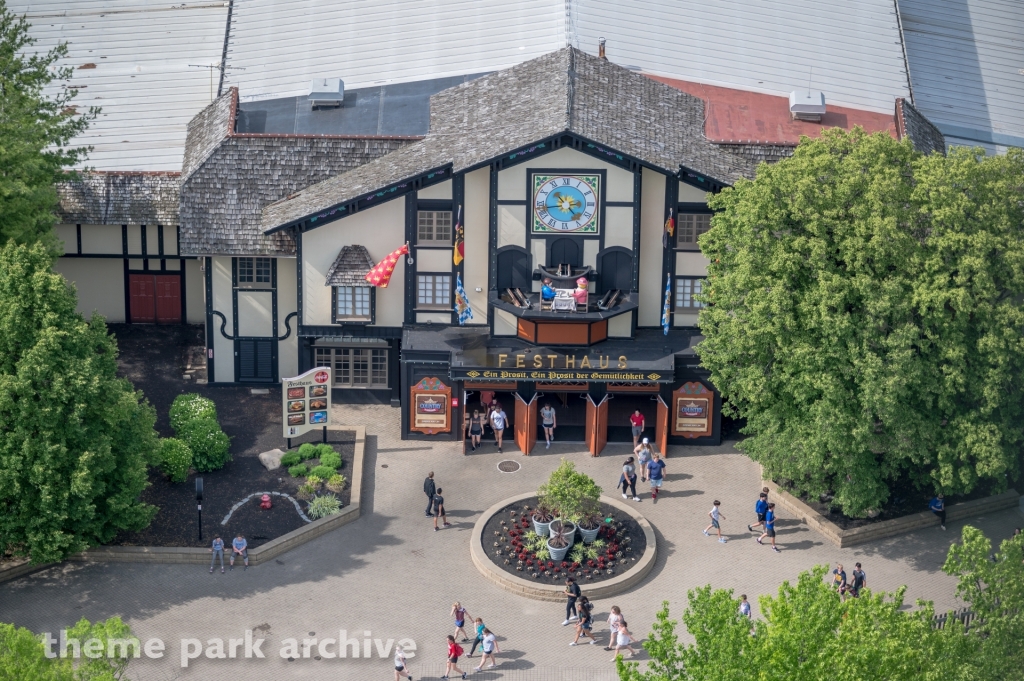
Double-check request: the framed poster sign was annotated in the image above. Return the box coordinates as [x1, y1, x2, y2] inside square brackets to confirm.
[282, 367, 332, 438]
[672, 382, 713, 438]
[409, 377, 452, 435]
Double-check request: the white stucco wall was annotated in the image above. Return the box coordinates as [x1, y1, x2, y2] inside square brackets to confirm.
[638, 168, 667, 326]
[277, 257, 298, 379]
[185, 259, 204, 324]
[211, 256, 234, 383]
[463, 167, 490, 325]
[80, 224, 123, 255]
[54, 258, 125, 322]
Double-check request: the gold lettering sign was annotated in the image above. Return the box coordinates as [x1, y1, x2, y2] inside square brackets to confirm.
[489, 353, 628, 369]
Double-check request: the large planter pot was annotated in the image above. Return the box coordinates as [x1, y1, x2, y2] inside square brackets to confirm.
[578, 523, 601, 543]
[546, 537, 571, 562]
[550, 519, 577, 548]
[532, 515, 552, 537]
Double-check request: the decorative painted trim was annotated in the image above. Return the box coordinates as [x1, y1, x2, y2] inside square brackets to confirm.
[277, 312, 297, 340]
[212, 310, 235, 340]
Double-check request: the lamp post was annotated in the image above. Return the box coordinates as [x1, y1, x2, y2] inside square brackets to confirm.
[196, 477, 204, 542]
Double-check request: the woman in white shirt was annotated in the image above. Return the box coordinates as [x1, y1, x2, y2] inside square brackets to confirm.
[489, 406, 508, 453]
[473, 628, 500, 671]
[393, 644, 412, 681]
[608, 620, 637, 661]
[604, 605, 623, 650]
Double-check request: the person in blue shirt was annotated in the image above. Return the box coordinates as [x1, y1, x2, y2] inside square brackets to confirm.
[756, 503, 780, 552]
[929, 494, 946, 530]
[209, 535, 225, 574]
[230, 534, 249, 570]
[748, 492, 769, 533]
[646, 453, 666, 502]
[541, 277, 556, 302]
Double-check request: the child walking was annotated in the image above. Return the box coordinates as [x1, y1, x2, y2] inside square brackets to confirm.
[703, 500, 727, 542]
[756, 502, 780, 552]
[433, 488, 450, 531]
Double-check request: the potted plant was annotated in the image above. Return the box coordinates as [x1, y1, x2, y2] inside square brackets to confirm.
[549, 517, 577, 548]
[546, 532, 570, 562]
[576, 500, 603, 543]
[538, 459, 601, 542]
[532, 502, 553, 536]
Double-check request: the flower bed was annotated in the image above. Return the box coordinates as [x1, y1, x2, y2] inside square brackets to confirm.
[479, 496, 647, 586]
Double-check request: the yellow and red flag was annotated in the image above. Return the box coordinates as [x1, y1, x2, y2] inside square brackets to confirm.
[453, 206, 464, 267]
[364, 243, 409, 288]
[662, 208, 675, 249]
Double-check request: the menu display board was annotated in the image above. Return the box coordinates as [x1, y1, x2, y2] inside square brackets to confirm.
[282, 367, 332, 438]
[409, 377, 452, 435]
[671, 381, 713, 438]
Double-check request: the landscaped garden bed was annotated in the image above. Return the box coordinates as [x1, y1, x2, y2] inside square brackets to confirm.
[480, 496, 646, 585]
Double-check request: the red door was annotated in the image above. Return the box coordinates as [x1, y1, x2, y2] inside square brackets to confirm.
[129, 274, 156, 323]
[154, 275, 182, 323]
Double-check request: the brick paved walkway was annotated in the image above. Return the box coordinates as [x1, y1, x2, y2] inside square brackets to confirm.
[2, 404, 1022, 680]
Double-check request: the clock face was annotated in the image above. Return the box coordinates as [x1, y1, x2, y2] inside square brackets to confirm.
[532, 173, 601, 234]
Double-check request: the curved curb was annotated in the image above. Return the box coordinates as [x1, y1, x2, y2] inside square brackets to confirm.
[470, 492, 657, 602]
[220, 491, 311, 525]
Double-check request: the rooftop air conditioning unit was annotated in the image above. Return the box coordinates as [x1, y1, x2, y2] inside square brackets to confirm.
[309, 78, 345, 108]
[789, 91, 826, 122]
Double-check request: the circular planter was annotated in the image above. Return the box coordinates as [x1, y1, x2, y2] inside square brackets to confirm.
[546, 537, 571, 561]
[472, 493, 657, 602]
[532, 515, 552, 537]
[577, 523, 601, 543]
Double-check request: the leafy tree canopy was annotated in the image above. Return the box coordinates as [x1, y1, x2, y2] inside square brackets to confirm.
[0, 0, 97, 248]
[0, 616, 137, 681]
[0, 243, 158, 564]
[698, 129, 1024, 515]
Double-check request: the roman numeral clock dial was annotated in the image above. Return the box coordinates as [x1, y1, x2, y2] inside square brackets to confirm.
[531, 173, 601, 234]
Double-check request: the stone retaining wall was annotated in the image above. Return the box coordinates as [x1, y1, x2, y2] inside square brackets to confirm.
[0, 427, 366, 583]
[470, 492, 657, 602]
[764, 478, 1020, 548]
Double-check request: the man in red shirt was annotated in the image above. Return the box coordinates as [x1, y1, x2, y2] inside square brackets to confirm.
[629, 410, 645, 447]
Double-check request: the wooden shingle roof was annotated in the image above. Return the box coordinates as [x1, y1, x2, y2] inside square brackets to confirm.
[324, 245, 375, 286]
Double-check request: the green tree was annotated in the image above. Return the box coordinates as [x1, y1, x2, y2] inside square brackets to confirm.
[943, 525, 1024, 679]
[698, 130, 1024, 515]
[0, 243, 158, 564]
[617, 566, 977, 681]
[0, 1, 97, 248]
[0, 617, 137, 681]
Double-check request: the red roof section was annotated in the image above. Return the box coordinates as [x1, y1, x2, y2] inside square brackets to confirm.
[647, 75, 898, 145]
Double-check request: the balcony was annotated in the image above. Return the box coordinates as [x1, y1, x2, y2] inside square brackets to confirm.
[489, 287, 637, 347]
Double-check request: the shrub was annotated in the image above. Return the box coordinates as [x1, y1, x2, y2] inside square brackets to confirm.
[159, 438, 193, 483]
[280, 452, 301, 467]
[296, 483, 317, 501]
[308, 494, 341, 520]
[538, 459, 602, 521]
[297, 443, 318, 460]
[309, 465, 336, 480]
[318, 451, 342, 470]
[306, 475, 324, 488]
[169, 393, 217, 432]
[315, 443, 336, 459]
[176, 418, 231, 472]
[288, 463, 308, 478]
[326, 474, 347, 493]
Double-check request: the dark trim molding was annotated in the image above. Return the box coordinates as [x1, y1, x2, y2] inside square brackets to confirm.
[298, 324, 402, 339]
[205, 257, 215, 380]
[212, 311, 235, 340]
[278, 312, 297, 340]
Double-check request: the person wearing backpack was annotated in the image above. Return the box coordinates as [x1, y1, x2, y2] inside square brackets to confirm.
[443, 635, 466, 679]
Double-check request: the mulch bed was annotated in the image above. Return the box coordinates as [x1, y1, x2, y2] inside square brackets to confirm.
[480, 497, 647, 586]
[780, 476, 1006, 531]
[107, 324, 354, 549]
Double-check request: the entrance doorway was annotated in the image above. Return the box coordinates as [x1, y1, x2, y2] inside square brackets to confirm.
[606, 394, 660, 443]
[128, 273, 181, 324]
[534, 390, 589, 443]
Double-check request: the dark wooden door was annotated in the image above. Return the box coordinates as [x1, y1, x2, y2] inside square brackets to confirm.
[585, 395, 608, 457]
[154, 275, 182, 323]
[514, 394, 537, 455]
[549, 238, 581, 267]
[237, 339, 274, 382]
[128, 274, 156, 323]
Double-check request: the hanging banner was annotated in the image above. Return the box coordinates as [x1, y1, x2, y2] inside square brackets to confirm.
[282, 366, 332, 438]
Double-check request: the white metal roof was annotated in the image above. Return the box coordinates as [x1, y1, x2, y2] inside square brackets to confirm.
[221, 0, 565, 102]
[899, 0, 1024, 150]
[13, 0, 228, 171]
[574, 0, 911, 114]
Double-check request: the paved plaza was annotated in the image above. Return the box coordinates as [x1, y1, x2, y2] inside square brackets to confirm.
[2, 404, 1022, 681]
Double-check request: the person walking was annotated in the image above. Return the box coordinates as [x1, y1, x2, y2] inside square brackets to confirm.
[433, 488, 449, 531]
[849, 563, 867, 598]
[443, 635, 466, 679]
[466, 617, 486, 657]
[540, 403, 557, 448]
[451, 602, 471, 642]
[604, 606, 623, 650]
[738, 595, 751, 619]
[489, 405, 508, 453]
[608, 620, 637, 661]
[929, 494, 946, 530]
[570, 601, 597, 645]
[561, 576, 581, 625]
[209, 535, 225, 574]
[618, 458, 640, 502]
[756, 503, 780, 552]
[229, 534, 248, 570]
[747, 492, 769, 533]
[646, 452, 666, 502]
[468, 411, 485, 451]
[629, 410, 645, 448]
[634, 438, 652, 482]
[832, 563, 848, 601]
[703, 500, 727, 543]
[473, 628, 500, 671]
[424, 472, 436, 517]
[393, 644, 413, 681]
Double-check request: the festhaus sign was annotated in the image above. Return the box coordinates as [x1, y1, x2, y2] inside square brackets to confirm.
[450, 351, 673, 383]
